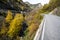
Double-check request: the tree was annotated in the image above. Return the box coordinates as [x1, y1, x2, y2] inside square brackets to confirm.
[40, 0, 60, 12]
[49, 0, 60, 10]
[7, 14, 24, 38]
[5, 10, 13, 23]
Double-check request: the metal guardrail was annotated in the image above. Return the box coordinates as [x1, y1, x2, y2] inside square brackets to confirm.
[34, 16, 45, 40]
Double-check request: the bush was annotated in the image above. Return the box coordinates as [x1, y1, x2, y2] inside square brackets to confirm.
[7, 14, 24, 38]
[5, 10, 13, 23]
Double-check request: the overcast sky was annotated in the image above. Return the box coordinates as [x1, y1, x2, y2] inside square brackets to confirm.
[23, 0, 49, 5]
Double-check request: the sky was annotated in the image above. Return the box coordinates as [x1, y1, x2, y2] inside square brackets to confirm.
[23, 0, 50, 5]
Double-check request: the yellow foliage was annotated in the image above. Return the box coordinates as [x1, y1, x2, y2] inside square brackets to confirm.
[21, 6, 24, 10]
[0, 26, 7, 35]
[7, 14, 24, 37]
[27, 23, 39, 36]
[5, 10, 13, 23]
[0, 22, 8, 35]
[25, 8, 44, 38]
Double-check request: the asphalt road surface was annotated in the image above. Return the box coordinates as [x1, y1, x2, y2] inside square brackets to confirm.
[34, 14, 60, 40]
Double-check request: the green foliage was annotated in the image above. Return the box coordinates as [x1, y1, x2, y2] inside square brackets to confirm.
[49, 0, 60, 6]
[41, 0, 60, 12]
[49, 0, 60, 10]
[1, 0, 60, 40]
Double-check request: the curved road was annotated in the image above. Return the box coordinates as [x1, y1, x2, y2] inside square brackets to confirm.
[34, 14, 60, 40]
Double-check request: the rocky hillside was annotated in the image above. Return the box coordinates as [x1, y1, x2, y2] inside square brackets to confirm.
[0, 0, 31, 16]
[25, 2, 42, 9]
[50, 7, 60, 16]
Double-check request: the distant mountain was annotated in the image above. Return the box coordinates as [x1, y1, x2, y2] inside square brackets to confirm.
[25, 2, 42, 9]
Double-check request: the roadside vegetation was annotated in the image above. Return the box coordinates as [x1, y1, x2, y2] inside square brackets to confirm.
[0, 0, 60, 40]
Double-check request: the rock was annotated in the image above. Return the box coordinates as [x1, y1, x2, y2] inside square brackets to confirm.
[24, 2, 42, 10]
[50, 7, 60, 16]
[0, 0, 30, 13]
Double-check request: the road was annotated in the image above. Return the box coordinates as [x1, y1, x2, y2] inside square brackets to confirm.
[34, 14, 60, 40]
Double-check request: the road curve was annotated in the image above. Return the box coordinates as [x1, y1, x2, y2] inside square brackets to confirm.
[34, 14, 60, 40]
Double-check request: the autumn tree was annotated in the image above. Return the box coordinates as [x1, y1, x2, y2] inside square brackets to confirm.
[5, 10, 13, 23]
[7, 14, 24, 38]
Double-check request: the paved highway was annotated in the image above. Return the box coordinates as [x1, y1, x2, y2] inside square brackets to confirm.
[34, 14, 60, 40]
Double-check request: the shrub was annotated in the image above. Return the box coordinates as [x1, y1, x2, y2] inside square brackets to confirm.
[5, 10, 13, 23]
[7, 14, 24, 38]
